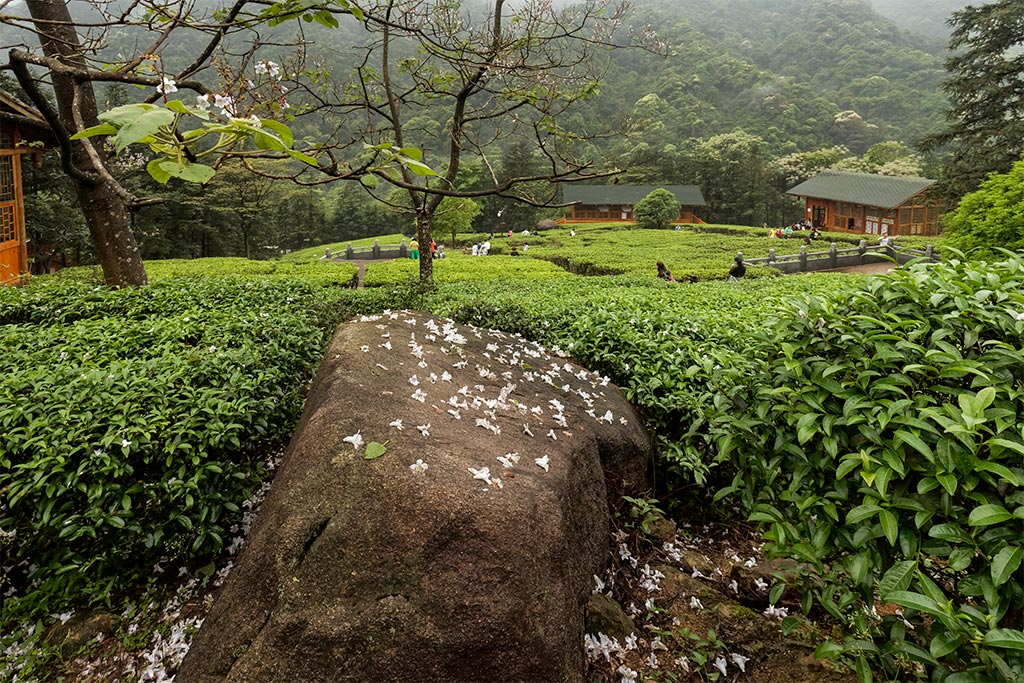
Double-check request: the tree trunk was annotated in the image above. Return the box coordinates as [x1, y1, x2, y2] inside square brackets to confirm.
[25, 0, 147, 287]
[416, 212, 434, 282]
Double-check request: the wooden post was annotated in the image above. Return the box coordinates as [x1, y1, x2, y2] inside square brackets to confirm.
[829, 242, 837, 268]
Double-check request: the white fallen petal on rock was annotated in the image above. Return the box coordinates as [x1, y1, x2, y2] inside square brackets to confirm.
[342, 432, 363, 450]
[535, 455, 550, 472]
[469, 466, 491, 482]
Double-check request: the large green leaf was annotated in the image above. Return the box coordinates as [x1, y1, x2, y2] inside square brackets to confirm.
[983, 628, 1024, 651]
[112, 107, 175, 153]
[259, 119, 295, 146]
[894, 429, 933, 462]
[879, 509, 898, 545]
[990, 545, 1022, 586]
[363, 441, 388, 460]
[146, 159, 173, 185]
[847, 504, 882, 524]
[403, 158, 437, 177]
[928, 523, 972, 544]
[968, 504, 1012, 526]
[929, 630, 964, 659]
[152, 159, 216, 184]
[885, 591, 946, 618]
[69, 123, 118, 139]
[879, 560, 916, 599]
[854, 655, 873, 683]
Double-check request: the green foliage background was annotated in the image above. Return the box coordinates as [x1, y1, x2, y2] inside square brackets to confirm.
[943, 159, 1024, 258]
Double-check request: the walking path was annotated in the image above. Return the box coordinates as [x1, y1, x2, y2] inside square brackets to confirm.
[822, 262, 898, 274]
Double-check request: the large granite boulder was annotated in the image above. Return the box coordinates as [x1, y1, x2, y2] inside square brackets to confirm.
[178, 311, 650, 682]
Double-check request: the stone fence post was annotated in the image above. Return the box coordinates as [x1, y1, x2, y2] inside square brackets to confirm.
[829, 242, 838, 268]
[799, 245, 808, 271]
[858, 239, 867, 263]
[346, 242, 354, 259]
[767, 248, 775, 264]
[399, 239, 407, 259]
[373, 239, 381, 259]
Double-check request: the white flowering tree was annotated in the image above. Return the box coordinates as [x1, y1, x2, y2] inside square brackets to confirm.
[2, 0, 658, 285]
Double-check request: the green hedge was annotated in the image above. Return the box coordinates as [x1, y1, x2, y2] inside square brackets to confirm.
[709, 256, 1024, 681]
[0, 275, 357, 617]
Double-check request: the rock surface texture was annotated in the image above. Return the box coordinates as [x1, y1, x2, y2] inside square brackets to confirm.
[178, 311, 650, 682]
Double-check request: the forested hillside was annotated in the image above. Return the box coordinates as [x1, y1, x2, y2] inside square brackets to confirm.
[587, 0, 948, 155]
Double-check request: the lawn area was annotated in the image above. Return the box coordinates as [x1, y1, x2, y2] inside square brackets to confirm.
[280, 233, 408, 262]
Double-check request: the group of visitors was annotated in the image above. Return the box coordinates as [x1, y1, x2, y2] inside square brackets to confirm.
[471, 240, 492, 256]
[767, 221, 821, 240]
[408, 239, 445, 260]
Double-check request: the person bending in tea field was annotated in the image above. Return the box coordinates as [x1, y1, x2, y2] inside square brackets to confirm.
[657, 261, 676, 282]
[728, 255, 746, 280]
[410, 238, 420, 260]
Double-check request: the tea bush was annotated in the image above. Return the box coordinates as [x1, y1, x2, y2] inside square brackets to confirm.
[432, 273, 862, 484]
[52, 256, 360, 287]
[361, 252, 572, 287]
[709, 255, 1024, 681]
[0, 275, 358, 617]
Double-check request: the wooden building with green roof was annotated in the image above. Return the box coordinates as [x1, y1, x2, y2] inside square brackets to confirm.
[560, 184, 706, 224]
[786, 170, 943, 237]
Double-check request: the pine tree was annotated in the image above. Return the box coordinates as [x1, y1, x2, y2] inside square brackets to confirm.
[922, 0, 1024, 201]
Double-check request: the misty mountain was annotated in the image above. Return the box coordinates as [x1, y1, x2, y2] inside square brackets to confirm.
[866, 0, 971, 39]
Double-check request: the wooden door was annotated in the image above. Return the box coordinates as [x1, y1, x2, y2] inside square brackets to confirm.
[0, 151, 23, 284]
